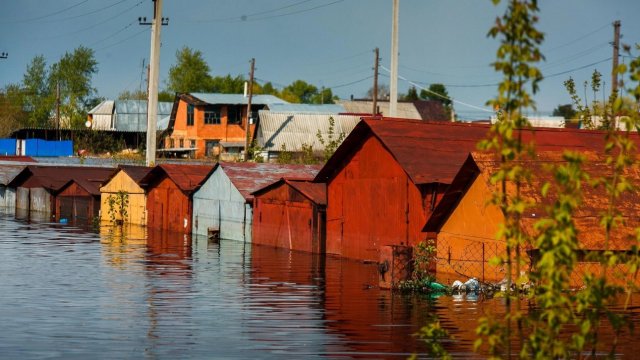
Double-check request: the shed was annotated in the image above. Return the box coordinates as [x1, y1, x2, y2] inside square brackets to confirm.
[423, 151, 640, 286]
[314, 117, 634, 263]
[8, 165, 115, 219]
[99, 165, 152, 225]
[88, 100, 115, 130]
[254, 111, 361, 161]
[0, 164, 27, 211]
[55, 168, 115, 224]
[114, 100, 173, 132]
[192, 162, 321, 241]
[252, 179, 326, 253]
[142, 164, 214, 233]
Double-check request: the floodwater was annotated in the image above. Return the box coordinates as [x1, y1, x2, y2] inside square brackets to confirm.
[1, 211, 639, 359]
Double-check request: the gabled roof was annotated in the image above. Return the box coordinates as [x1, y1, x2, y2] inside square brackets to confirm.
[0, 165, 27, 186]
[88, 100, 115, 115]
[213, 162, 321, 201]
[101, 165, 152, 188]
[413, 100, 449, 121]
[57, 176, 111, 196]
[336, 100, 422, 120]
[315, 117, 634, 186]
[267, 103, 345, 114]
[186, 93, 287, 106]
[8, 165, 116, 192]
[425, 151, 640, 251]
[252, 178, 327, 206]
[141, 164, 214, 194]
[256, 111, 362, 151]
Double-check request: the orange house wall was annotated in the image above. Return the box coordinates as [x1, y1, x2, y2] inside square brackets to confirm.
[146, 176, 192, 233]
[167, 99, 256, 158]
[325, 135, 431, 262]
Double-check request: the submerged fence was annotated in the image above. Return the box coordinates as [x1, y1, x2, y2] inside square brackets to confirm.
[0, 139, 73, 157]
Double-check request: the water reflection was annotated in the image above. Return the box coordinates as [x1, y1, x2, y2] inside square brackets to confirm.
[0, 211, 638, 359]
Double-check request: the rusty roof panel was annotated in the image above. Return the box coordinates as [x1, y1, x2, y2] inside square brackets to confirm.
[0, 165, 27, 185]
[119, 165, 153, 185]
[287, 180, 327, 206]
[9, 165, 115, 191]
[0, 156, 36, 163]
[316, 117, 638, 186]
[142, 164, 214, 193]
[219, 162, 321, 201]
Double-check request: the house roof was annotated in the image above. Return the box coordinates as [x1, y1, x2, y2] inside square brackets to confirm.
[215, 162, 321, 201]
[8, 165, 116, 192]
[88, 100, 115, 115]
[141, 164, 214, 194]
[252, 178, 327, 206]
[267, 103, 345, 114]
[114, 100, 173, 132]
[0, 156, 37, 163]
[413, 100, 449, 121]
[425, 151, 640, 251]
[0, 165, 27, 186]
[336, 100, 422, 120]
[315, 117, 638, 186]
[187, 93, 288, 106]
[256, 111, 362, 151]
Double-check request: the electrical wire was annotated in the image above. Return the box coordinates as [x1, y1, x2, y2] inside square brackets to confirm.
[544, 57, 612, 79]
[545, 23, 610, 52]
[39, 0, 132, 23]
[196, 0, 345, 23]
[246, 0, 344, 22]
[194, 0, 333, 23]
[87, 21, 135, 47]
[6, 0, 90, 24]
[93, 27, 147, 53]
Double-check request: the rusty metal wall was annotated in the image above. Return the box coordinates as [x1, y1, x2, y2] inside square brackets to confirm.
[147, 177, 191, 233]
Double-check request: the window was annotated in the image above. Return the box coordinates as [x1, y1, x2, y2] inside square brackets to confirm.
[227, 106, 242, 125]
[169, 138, 175, 148]
[204, 105, 221, 125]
[187, 104, 194, 126]
[190, 139, 196, 148]
[179, 139, 184, 148]
[205, 140, 220, 157]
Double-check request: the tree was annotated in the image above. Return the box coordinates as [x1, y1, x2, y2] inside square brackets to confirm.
[283, 80, 318, 103]
[366, 83, 390, 100]
[23, 55, 53, 127]
[310, 87, 336, 104]
[167, 46, 213, 93]
[48, 46, 98, 128]
[420, 83, 451, 107]
[402, 86, 419, 101]
[0, 84, 27, 136]
[210, 74, 245, 94]
[552, 104, 576, 119]
[118, 89, 147, 100]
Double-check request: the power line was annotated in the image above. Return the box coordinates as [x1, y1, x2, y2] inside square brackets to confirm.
[87, 21, 135, 47]
[7, 0, 90, 24]
[196, 0, 344, 23]
[195, 0, 315, 22]
[328, 75, 374, 89]
[544, 57, 612, 79]
[545, 23, 610, 52]
[93, 27, 147, 53]
[39, 0, 132, 24]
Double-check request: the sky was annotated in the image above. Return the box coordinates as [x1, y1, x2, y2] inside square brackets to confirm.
[0, 0, 639, 120]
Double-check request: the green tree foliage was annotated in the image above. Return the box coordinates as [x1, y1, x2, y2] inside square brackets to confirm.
[158, 90, 175, 102]
[23, 55, 53, 127]
[167, 46, 214, 93]
[551, 104, 576, 119]
[107, 190, 129, 225]
[118, 89, 147, 100]
[403, 86, 420, 101]
[0, 84, 27, 137]
[282, 80, 318, 103]
[210, 74, 245, 94]
[316, 116, 345, 162]
[310, 87, 336, 104]
[420, 83, 451, 107]
[48, 46, 99, 128]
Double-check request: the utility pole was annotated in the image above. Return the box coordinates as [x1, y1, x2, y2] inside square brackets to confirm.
[139, 0, 169, 167]
[389, 0, 399, 117]
[373, 47, 379, 115]
[244, 58, 255, 162]
[611, 20, 621, 98]
[56, 82, 60, 140]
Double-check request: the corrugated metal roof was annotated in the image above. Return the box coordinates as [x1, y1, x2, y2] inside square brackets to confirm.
[141, 164, 214, 193]
[267, 103, 345, 114]
[189, 93, 287, 106]
[101, 165, 152, 187]
[287, 180, 326, 205]
[88, 100, 114, 115]
[427, 151, 640, 251]
[337, 100, 422, 120]
[9, 165, 116, 192]
[413, 100, 449, 121]
[316, 117, 637, 186]
[114, 100, 173, 132]
[0, 165, 26, 186]
[217, 162, 321, 201]
[256, 111, 362, 151]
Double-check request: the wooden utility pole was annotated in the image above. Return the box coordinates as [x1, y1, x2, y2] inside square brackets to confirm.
[145, 0, 163, 167]
[389, 0, 400, 117]
[244, 58, 255, 161]
[611, 20, 621, 97]
[373, 47, 379, 115]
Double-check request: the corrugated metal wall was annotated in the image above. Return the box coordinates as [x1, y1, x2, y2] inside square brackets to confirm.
[192, 169, 251, 242]
[0, 139, 16, 155]
[29, 187, 51, 214]
[0, 187, 16, 211]
[23, 140, 73, 157]
[147, 177, 191, 233]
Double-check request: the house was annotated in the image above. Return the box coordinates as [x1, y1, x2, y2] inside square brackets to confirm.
[164, 93, 288, 159]
[191, 162, 320, 241]
[99, 165, 152, 226]
[252, 179, 326, 253]
[254, 111, 361, 161]
[8, 165, 115, 219]
[55, 168, 116, 224]
[314, 117, 627, 263]
[141, 164, 214, 233]
[88, 100, 172, 132]
[0, 164, 27, 211]
[423, 151, 640, 286]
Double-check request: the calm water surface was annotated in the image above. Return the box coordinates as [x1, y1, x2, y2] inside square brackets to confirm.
[1, 211, 639, 359]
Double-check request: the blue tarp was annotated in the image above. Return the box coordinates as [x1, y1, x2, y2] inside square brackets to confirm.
[0, 139, 16, 155]
[24, 139, 73, 157]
